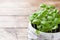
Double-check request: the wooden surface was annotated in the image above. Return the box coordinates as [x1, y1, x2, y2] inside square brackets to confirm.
[0, 0, 60, 40]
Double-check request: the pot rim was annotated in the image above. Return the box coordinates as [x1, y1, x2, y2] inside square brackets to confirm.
[29, 22, 60, 34]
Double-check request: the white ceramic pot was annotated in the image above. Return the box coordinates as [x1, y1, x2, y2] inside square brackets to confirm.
[28, 22, 60, 40]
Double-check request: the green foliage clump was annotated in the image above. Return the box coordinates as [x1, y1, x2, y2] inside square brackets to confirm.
[29, 4, 60, 33]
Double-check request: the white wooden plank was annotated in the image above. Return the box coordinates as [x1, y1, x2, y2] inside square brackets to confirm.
[16, 29, 28, 40]
[16, 29, 27, 36]
[0, 16, 16, 22]
[18, 36, 27, 40]
[16, 16, 28, 27]
[16, 22, 28, 27]
[0, 2, 34, 16]
[16, 16, 28, 22]
[0, 16, 16, 27]
[0, 22, 16, 27]
[0, 29, 17, 40]
[0, 16, 28, 28]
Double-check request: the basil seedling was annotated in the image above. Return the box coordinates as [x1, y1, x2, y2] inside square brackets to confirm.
[29, 4, 60, 34]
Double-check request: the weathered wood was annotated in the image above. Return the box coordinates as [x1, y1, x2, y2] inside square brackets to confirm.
[16, 29, 28, 40]
[0, 16, 28, 28]
[16, 29, 27, 36]
[0, 0, 60, 40]
[0, 1, 36, 16]
[16, 21, 28, 27]
[18, 36, 27, 40]
[16, 16, 28, 22]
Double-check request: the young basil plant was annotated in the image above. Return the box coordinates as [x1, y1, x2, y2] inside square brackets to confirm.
[29, 4, 60, 34]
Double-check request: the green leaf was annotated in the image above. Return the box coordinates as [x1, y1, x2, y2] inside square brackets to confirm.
[37, 9, 48, 19]
[54, 18, 60, 24]
[57, 14, 60, 18]
[47, 5, 55, 9]
[37, 25, 42, 30]
[35, 30, 40, 35]
[40, 4, 46, 8]
[53, 9, 59, 13]
[41, 21, 46, 24]
[29, 13, 38, 21]
[52, 25, 58, 30]
[32, 19, 40, 25]
[47, 16, 53, 20]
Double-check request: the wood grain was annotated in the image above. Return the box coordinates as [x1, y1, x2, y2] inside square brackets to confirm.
[0, 0, 60, 40]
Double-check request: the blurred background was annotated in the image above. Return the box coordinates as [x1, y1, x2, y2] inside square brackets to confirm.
[0, 0, 60, 40]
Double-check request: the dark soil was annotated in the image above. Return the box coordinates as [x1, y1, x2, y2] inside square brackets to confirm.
[31, 23, 60, 33]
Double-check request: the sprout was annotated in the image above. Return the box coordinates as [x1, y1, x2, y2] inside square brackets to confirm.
[29, 4, 60, 34]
